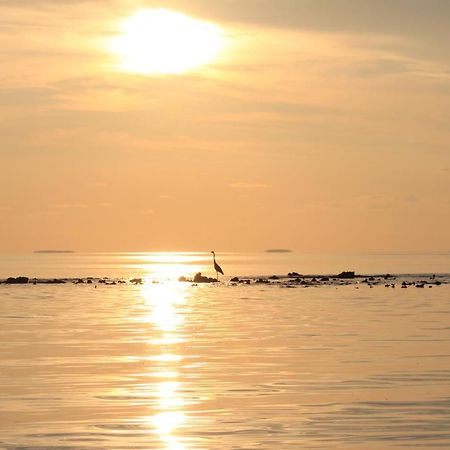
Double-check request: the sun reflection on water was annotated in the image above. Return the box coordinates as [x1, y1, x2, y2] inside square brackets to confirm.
[152, 411, 187, 450]
[139, 279, 191, 450]
[140, 282, 187, 333]
[124, 252, 207, 282]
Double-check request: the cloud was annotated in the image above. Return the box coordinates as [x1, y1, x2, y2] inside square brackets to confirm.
[229, 182, 268, 189]
[139, 209, 155, 215]
[404, 194, 418, 203]
[0, 87, 57, 107]
[52, 203, 88, 209]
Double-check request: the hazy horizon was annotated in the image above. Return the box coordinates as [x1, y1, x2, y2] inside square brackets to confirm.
[2, 249, 450, 255]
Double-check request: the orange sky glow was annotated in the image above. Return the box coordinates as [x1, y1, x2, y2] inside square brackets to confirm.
[1, 0, 449, 253]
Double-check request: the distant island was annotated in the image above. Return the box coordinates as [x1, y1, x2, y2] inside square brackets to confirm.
[266, 249, 292, 253]
[34, 250, 75, 254]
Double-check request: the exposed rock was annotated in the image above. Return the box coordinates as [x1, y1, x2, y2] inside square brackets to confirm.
[230, 277, 240, 282]
[337, 271, 355, 279]
[130, 278, 143, 285]
[39, 279, 66, 284]
[5, 276, 29, 284]
[269, 275, 279, 280]
[288, 272, 301, 277]
[193, 273, 217, 283]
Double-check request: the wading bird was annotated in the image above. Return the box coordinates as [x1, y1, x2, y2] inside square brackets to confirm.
[211, 251, 224, 280]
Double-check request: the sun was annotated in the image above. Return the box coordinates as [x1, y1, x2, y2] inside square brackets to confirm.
[110, 9, 226, 75]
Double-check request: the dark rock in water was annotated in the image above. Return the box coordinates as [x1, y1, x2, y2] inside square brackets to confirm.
[320, 277, 329, 281]
[74, 279, 84, 284]
[288, 272, 301, 277]
[86, 279, 93, 284]
[256, 278, 269, 284]
[39, 279, 66, 284]
[230, 277, 240, 282]
[193, 272, 217, 283]
[5, 276, 29, 284]
[130, 278, 143, 285]
[416, 283, 425, 288]
[337, 271, 355, 279]
[269, 275, 279, 280]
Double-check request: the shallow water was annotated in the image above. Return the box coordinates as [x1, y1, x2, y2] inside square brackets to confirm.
[1, 281, 449, 449]
[1, 251, 449, 280]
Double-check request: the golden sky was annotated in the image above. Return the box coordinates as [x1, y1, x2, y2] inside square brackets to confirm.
[1, 0, 449, 252]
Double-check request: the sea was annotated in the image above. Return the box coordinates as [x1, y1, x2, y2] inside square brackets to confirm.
[0, 252, 449, 449]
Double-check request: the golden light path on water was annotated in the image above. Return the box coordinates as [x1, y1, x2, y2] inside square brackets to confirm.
[139, 279, 192, 450]
[124, 252, 206, 281]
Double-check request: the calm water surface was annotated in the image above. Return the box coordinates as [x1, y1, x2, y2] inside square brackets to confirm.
[1, 251, 449, 279]
[0, 253, 449, 449]
[1, 281, 450, 449]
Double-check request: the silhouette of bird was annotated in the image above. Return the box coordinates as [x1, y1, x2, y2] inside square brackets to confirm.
[211, 251, 224, 280]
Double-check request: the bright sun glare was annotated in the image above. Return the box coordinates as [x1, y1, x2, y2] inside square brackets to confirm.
[110, 9, 226, 75]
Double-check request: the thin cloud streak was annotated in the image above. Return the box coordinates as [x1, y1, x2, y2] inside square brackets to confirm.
[229, 182, 268, 189]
